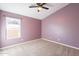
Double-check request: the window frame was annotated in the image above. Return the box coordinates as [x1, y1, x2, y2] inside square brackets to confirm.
[5, 16, 21, 40]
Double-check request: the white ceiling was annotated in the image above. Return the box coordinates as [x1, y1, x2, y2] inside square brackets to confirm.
[0, 3, 69, 20]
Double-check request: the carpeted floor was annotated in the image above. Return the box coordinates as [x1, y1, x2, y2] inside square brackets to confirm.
[0, 39, 79, 56]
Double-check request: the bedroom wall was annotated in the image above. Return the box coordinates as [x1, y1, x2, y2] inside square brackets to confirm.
[42, 3, 79, 48]
[0, 10, 41, 48]
[0, 10, 2, 48]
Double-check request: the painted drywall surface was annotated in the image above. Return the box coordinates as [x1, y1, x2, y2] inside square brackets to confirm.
[42, 3, 79, 48]
[0, 10, 2, 48]
[0, 10, 41, 47]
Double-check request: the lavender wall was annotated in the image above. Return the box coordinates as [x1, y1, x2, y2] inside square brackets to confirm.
[0, 10, 41, 48]
[42, 3, 79, 48]
[0, 10, 2, 48]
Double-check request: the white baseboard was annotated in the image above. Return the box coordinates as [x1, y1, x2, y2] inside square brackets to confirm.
[0, 39, 40, 50]
[1, 38, 79, 50]
[41, 38, 79, 50]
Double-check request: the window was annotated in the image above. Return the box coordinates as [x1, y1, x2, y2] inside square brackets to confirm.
[6, 17, 21, 39]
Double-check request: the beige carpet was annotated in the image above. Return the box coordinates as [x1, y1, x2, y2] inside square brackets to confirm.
[0, 39, 79, 56]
